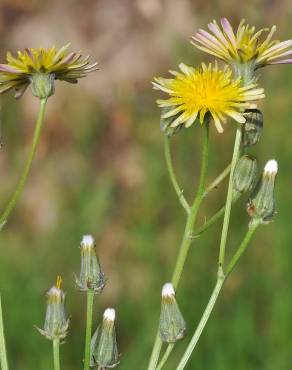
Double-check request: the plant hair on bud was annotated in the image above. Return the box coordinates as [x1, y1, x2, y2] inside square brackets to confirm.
[104, 308, 116, 322]
[162, 283, 175, 297]
[264, 160, 278, 174]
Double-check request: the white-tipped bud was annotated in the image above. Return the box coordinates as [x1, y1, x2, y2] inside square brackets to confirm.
[37, 276, 69, 341]
[247, 159, 278, 225]
[159, 282, 186, 343]
[81, 234, 95, 248]
[162, 283, 175, 298]
[76, 235, 105, 293]
[104, 308, 116, 322]
[264, 160, 278, 175]
[91, 308, 119, 368]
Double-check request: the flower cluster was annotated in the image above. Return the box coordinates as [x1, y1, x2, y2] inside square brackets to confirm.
[154, 17, 291, 134]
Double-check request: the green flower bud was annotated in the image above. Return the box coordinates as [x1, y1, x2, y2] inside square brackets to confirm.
[90, 308, 119, 368]
[30, 72, 55, 99]
[75, 235, 106, 293]
[159, 283, 186, 343]
[242, 109, 263, 148]
[160, 107, 184, 137]
[37, 276, 69, 340]
[233, 155, 258, 194]
[247, 160, 278, 225]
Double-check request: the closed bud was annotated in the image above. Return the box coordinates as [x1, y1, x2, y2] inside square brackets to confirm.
[247, 160, 278, 225]
[30, 72, 55, 99]
[37, 276, 69, 340]
[159, 283, 186, 343]
[160, 107, 184, 137]
[75, 235, 106, 293]
[233, 155, 258, 194]
[90, 308, 119, 368]
[242, 109, 263, 148]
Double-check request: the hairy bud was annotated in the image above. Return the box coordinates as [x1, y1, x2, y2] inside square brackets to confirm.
[159, 283, 186, 343]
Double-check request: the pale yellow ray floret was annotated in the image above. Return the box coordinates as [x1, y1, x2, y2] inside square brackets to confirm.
[153, 62, 265, 133]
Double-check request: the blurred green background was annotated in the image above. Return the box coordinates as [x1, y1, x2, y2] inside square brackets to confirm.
[0, 0, 292, 369]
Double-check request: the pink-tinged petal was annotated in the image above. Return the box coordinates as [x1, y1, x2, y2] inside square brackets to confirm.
[191, 41, 225, 59]
[268, 59, 292, 65]
[260, 40, 292, 57]
[198, 29, 225, 48]
[14, 84, 29, 99]
[220, 18, 237, 49]
[58, 52, 76, 66]
[266, 49, 292, 61]
[25, 48, 34, 59]
[0, 64, 21, 73]
[208, 21, 230, 48]
[194, 32, 228, 54]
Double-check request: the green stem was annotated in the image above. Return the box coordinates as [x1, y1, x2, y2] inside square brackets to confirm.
[147, 123, 210, 370]
[147, 335, 162, 370]
[164, 137, 190, 214]
[0, 98, 48, 227]
[218, 127, 242, 269]
[156, 344, 174, 370]
[177, 223, 259, 369]
[204, 163, 231, 196]
[0, 296, 8, 370]
[225, 222, 259, 277]
[194, 192, 241, 237]
[171, 122, 209, 288]
[84, 290, 94, 370]
[176, 276, 225, 370]
[53, 339, 60, 370]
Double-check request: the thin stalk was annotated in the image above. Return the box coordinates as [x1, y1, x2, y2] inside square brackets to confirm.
[53, 339, 60, 370]
[194, 192, 241, 237]
[177, 223, 259, 369]
[176, 276, 225, 370]
[225, 222, 259, 277]
[218, 127, 242, 269]
[147, 335, 163, 370]
[156, 344, 174, 370]
[0, 98, 48, 226]
[147, 123, 209, 370]
[164, 137, 190, 214]
[0, 296, 8, 370]
[84, 290, 94, 370]
[204, 163, 231, 196]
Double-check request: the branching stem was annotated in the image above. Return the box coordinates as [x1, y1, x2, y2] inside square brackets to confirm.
[147, 122, 210, 370]
[177, 221, 259, 369]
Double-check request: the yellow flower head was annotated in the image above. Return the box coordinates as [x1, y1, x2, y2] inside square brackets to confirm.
[0, 44, 98, 98]
[153, 62, 265, 133]
[192, 18, 292, 68]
